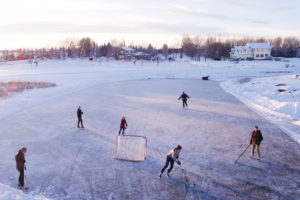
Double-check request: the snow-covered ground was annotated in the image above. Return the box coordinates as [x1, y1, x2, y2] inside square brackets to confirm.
[0, 183, 49, 200]
[1, 58, 299, 143]
[0, 58, 300, 199]
[221, 74, 300, 144]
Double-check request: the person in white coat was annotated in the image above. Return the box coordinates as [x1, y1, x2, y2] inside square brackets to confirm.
[159, 145, 182, 178]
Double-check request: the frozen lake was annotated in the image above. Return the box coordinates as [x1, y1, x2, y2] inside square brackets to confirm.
[1, 78, 299, 200]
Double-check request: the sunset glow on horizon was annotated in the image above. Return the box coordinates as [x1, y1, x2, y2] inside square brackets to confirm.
[0, 0, 299, 49]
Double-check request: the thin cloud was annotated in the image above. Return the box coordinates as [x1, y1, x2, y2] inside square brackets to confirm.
[165, 6, 232, 20]
[251, 20, 270, 25]
[139, 4, 233, 21]
[0, 22, 132, 34]
[0, 21, 224, 35]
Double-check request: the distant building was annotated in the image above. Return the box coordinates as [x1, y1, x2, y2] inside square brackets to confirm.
[120, 46, 135, 60]
[230, 43, 272, 60]
[133, 52, 151, 60]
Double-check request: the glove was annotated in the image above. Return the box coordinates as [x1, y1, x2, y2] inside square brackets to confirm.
[177, 161, 181, 166]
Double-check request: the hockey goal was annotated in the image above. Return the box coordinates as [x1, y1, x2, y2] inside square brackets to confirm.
[115, 134, 147, 162]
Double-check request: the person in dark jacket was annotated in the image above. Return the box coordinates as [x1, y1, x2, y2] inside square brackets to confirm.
[250, 126, 263, 160]
[118, 116, 128, 135]
[159, 145, 182, 178]
[77, 106, 84, 128]
[15, 147, 27, 188]
[178, 91, 190, 109]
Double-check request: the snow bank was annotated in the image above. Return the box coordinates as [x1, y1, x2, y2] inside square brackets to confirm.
[0, 183, 50, 200]
[0, 81, 56, 98]
[221, 74, 300, 144]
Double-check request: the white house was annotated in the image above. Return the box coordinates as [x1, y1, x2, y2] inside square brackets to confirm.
[230, 42, 272, 60]
[120, 46, 135, 59]
[121, 46, 135, 53]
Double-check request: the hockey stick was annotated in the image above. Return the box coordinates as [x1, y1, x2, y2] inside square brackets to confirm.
[179, 165, 196, 188]
[70, 121, 77, 129]
[74, 121, 77, 128]
[23, 172, 29, 191]
[234, 144, 251, 163]
[180, 166, 190, 185]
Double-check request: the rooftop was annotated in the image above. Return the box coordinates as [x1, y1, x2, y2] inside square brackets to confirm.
[121, 46, 135, 52]
[247, 43, 272, 48]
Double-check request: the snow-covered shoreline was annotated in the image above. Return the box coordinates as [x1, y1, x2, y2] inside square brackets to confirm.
[221, 75, 300, 144]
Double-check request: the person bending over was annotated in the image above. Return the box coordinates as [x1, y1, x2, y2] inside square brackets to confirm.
[159, 145, 182, 178]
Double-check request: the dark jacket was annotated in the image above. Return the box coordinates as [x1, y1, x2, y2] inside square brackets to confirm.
[178, 93, 189, 101]
[15, 150, 25, 171]
[77, 108, 83, 119]
[250, 130, 263, 145]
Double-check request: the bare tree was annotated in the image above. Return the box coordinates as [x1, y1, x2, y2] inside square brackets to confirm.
[162, 44, 169, 59]
[182, 35, 197, 58]
[269, 37, 282, 48]
[78, 37, 95, 57]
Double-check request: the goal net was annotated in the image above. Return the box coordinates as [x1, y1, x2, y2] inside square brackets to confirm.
[115, 134, 147, 162]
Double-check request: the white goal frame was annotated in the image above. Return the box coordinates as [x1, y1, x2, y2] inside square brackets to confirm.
[115, 134, 147, 162]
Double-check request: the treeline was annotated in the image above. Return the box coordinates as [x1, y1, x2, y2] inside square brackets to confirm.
[181, 35, 300, 60]
[1, 36, 300, 62]
[0, 37, 180, 61]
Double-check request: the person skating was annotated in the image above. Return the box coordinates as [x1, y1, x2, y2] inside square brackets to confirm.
[118, 116, 128, 135]
[15, 147, 27, 189]
[250, 125, 263, 160]
[178, 91, 190, 109]
[77, 106, 84, 128]
[159, 145, 182, 178]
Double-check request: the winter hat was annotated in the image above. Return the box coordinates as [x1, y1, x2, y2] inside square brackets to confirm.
[21, 147, 27, 152]
[177, 145, 182, 149]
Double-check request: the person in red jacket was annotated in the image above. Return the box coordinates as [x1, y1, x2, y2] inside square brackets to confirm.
[118, 116, 128, 135]
[15, 147, 27, 189]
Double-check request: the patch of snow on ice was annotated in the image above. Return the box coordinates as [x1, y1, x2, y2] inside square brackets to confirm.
[0, 183, 50, 200]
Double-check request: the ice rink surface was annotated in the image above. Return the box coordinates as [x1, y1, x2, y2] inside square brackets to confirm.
[1, 79, 299, 200]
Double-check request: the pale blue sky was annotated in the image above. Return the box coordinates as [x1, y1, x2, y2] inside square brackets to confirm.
[0, 0, 299, 49]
